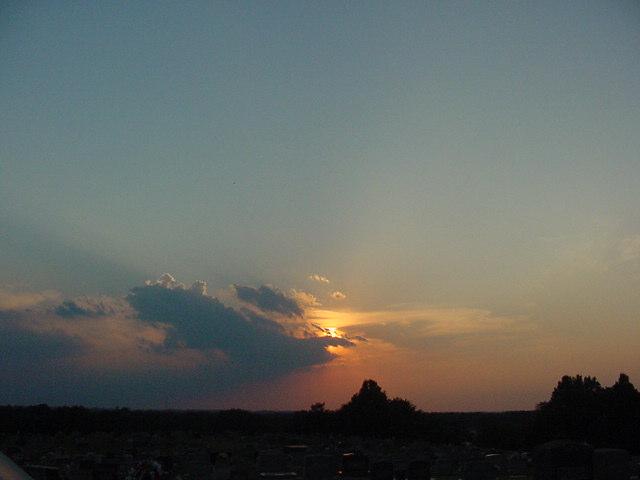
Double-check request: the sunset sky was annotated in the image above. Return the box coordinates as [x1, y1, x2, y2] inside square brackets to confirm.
[1, 1, 639, 411]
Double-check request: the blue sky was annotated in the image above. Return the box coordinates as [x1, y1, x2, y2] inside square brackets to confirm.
[1, 1, 639, 410]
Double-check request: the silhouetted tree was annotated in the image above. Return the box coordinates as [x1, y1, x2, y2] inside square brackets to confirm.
[335, 379, 428, 437]
[388, 397, 419, 436]
[310, 402, 326, 413]
[535, 375, 603, 441]
[338, 379, 392, 436]
[533, 373, 640, 452]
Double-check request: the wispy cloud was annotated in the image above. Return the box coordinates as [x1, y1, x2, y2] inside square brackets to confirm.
[311, 304, 533, 352]
[330, 291, 347, 300]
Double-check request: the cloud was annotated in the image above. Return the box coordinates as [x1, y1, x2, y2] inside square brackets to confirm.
[54, 297, 125, 318]
[190, 280, 208, 296]
[290, 289, 320, 308]
[330, 291, 347, 300]
[308, 274, 330, 284]
[0, 309, 84, 364]
[309, 323, 366, 344]
[0, 288, 60, 310]
[0, 274, 355, 407]
[312, 322, 331, 335]
[233, 284, 304, 317]
[328, 305, 533, 352]
[145, 272, 185, 289]
[347, 335, 368, 342]
[54, 300, 98, 318]
[2, 298, 176, 366]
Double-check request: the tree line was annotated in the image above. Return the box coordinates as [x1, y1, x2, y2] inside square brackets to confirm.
[1, 374, 638, 452]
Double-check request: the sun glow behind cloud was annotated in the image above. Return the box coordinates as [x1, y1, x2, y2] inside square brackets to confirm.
[209, 299, 550, 411]
[2, 275, 536, 409]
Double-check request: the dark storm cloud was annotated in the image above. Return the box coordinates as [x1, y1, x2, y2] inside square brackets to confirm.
[233, 284, 304, 317]
[0, 276, 355, 407]
[127, 282, 351, 366]
[241, 308, 287, 334]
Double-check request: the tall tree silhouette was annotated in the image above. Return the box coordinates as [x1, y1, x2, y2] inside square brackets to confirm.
[336, 379, 424, 437]
[339, 380, 392, 436]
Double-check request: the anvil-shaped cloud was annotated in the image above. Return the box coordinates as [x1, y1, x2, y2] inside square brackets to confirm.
[0, 275, 353, 407]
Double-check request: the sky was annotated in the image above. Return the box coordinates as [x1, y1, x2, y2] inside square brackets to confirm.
[1, 1, 639, 411]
